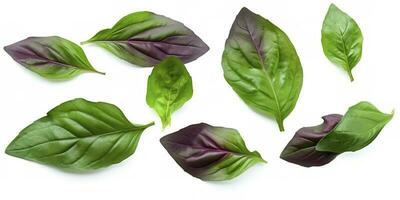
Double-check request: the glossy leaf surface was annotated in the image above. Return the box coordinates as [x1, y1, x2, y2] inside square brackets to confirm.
[4, 36, 103, 80]
[146, 56, 193, 128]
[317, 102, 393, 153]
[321, 4, 363, 81]
[222, 7, 303, 131]
[6, 98, 154, 171]
[280, 114, 342, 167]
[83, 11, 209, 67]
[160, 123, 265, 181]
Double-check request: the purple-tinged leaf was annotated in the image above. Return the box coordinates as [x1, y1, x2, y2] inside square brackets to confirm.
[160, 123, 265, 181]
[280, 114, 342, 167]
[82, 11, 209, 67]
[4, 36, 103, 80]
[222, 7, 303, 132]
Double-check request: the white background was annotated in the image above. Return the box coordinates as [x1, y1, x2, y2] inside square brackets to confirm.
[0, 0, 399, 199]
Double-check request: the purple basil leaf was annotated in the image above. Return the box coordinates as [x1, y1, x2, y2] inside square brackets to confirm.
[82, 11, 209, 67]
[280, 114, 342, 167]
[4, 36, 104, 80]
[160, 123, 266, 181]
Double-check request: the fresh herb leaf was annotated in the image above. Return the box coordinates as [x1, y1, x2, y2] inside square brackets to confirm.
[222, 7, 303, 131]
[316, 102, 393, 153]
[146, 56, 193, 128]
[280, 114, 342, 167]
[6, 98, 154, 171]
[82, 11, 209, 67]
[4, 36, 104, 80]
[321, 4, 363, 81]
[160, 123, 266, 181]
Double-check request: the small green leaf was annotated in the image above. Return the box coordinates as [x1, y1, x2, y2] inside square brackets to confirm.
[4, 36, 104, 80]
[321, 4, 363, 81]
[5, 98, 154, 171]
[146, 56, 193, 128]
[316, 102, 393, 153]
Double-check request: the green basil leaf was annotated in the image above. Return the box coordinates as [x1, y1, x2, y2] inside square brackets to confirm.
[146, 56, 193, 128]
[222, 7, 303, 131]
[5, 98, 154, 171]
[321, 4, 363, 81]
[160, 123, 266, 181]
[316, 102, 393, 153]
[4, 36, 104, 80]
[82, 11, 209, 67]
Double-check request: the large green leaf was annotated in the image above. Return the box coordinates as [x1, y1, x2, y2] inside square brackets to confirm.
[82, 11, 209, 67]
[321, 4, 363, 81]
[6, 98, 154, 171]
[160, 123, 266, 181]
[222, 7, 303, 131]
[4, 36, 104, 80]
[316, 102, 393, 153]
[146, 56, 193, 128]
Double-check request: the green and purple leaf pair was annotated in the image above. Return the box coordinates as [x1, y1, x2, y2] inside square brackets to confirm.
[222, 7, 303, 131]
[146, 56, 193, 128]
[82, 11, 209, 67]
[321, 4, 363, 81]
[280, 114, 342, 167]
[4, 36, 104, 80]
[6, 98, 154, 171]
[281, 102, 393, 167]
[160, 123, 265, 181]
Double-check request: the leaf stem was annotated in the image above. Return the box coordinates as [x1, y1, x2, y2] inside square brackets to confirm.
[277, 119, 285, 132]
[80, 41, 91, 45]
[347, 70, 354, 82]
[142, 121, 155, 129]
[93, 70, 106, 75]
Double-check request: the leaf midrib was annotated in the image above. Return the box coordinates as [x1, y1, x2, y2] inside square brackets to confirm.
[163, 88, 173, 125]
[21, 44, 98, 74]
[163, 140, 258, 159]
[8, 125, 149, 152]
[338, 21, 352, 71]
[242, 21, 284, 124]
[89, 39, 205, 49]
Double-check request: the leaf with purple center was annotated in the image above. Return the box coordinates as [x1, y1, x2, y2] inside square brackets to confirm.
[82, 11, 209, 67]
[160, 123, 266, 181]
[4, 36, 104, 80]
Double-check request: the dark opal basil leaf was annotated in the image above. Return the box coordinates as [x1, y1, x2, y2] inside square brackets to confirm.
[4, 36, 104, 80]
[5, 98, 154, 171]
[280, 114, 342, 167]
[82, 11, 209, 67]
[317, 102, 393, 153]
[222, 7, 303, 131]
[321, 4, 363, 81]
[146, 56, 193, 128]
[160, 123, 266, 181]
